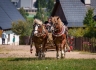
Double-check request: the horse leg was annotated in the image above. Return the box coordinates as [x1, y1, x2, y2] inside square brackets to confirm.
[35, 47, 39, 56]
[38, 44, 45, 59]
[41, 37, 48, 59]
[61, 44, 64, 58]
[66, 42, 70, 52]
[30, 38, 33, 53]
[38, 47, 42, 59]
[64, 46, 66, 58]
[42, 42, 47, 59]
[35, 44, 39, 56]
[55, 44, 60, 59]
[61, 39, 66, 58]
[63, 43, 67, 58]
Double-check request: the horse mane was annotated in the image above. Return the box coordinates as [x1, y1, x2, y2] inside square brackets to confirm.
[57, 16, 64, 27]
[33, 19, 47, 32]
[33, 19, 43, 25]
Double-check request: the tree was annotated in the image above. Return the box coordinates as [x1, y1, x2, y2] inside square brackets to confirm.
[83, 8, 96, 26]
[12, 20, 32, 36]
[34, 0, 47, 8]
[34, 0, 54, 22]
[46, 0, 54, 16]
[18, 7, 29, 19]
[83, 8, 96, 38]
[34, 0, 47, 22]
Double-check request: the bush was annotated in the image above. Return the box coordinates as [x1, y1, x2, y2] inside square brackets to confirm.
[12, 20, 32, 36]
[68, 28, 84, 38]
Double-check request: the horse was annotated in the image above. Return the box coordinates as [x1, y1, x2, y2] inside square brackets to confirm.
[51, 16, 67, 59]
[30, 19, 48, 59]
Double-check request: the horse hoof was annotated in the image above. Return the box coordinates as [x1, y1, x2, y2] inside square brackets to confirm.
[42, 54, 45, 57]
[61, 55, 64, 58]
[30, 51, 32, 54]
[56, 57, 60, 59]
[35, 53, 38, 56]
[61, 56, 64, 59]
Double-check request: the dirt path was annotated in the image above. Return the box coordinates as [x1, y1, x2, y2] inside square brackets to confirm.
[0, 45, 96, 59]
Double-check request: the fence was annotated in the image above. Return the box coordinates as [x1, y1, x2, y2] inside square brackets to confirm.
[73, 37, 96, 52]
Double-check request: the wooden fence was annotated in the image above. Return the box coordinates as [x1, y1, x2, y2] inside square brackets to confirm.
[72, 37, 96, 52]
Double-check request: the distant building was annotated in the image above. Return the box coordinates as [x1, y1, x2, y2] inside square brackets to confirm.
[11, 0, 37, 13]
[0, 0, 25, 45]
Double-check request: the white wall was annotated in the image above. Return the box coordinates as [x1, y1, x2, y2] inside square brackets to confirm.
[8, 34, 19, 45]
[14, 35, 19, 45]
[0, 37, 2, 44]
[0, 33, 19, 45]
[85, 0, 91, 5]
[21, 0, 32, 8]
[21, 0, 36, 9]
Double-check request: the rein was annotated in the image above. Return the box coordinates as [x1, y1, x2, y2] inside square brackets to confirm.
[52, 25, 65, 37]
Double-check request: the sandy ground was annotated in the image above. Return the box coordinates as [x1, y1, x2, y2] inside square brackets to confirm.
[0, 45, 96, 59]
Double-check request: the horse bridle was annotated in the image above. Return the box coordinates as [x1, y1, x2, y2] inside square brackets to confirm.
[33, 23, 41, 31]
[33, 23, 45, 36]
[52, 22, 60, 31]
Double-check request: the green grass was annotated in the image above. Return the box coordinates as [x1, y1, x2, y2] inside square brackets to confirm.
[0, 58, 96, 70]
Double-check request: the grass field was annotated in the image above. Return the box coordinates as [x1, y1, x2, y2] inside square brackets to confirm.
[0, 58, 96, 70]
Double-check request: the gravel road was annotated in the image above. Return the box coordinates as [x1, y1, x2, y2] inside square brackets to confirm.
[0, 45, 96, 59]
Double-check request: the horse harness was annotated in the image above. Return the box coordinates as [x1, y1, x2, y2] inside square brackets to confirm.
[52, 24, 66, 37]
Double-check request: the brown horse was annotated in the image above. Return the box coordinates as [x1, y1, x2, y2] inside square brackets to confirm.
[30, 19, 48, 59]
[51, 16, 67, 59]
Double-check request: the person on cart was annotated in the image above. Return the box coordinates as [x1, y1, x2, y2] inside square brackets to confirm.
[44, 17, 54, 47]
[44, 17, 53, 33]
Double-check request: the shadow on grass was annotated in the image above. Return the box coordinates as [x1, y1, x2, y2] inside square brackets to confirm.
[8, 57, 56, 61]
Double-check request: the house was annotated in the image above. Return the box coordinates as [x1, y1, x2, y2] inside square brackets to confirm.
[0, 0, 25, 45]
[51, 0, 96, 27]
[11, 0, 37, 14]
